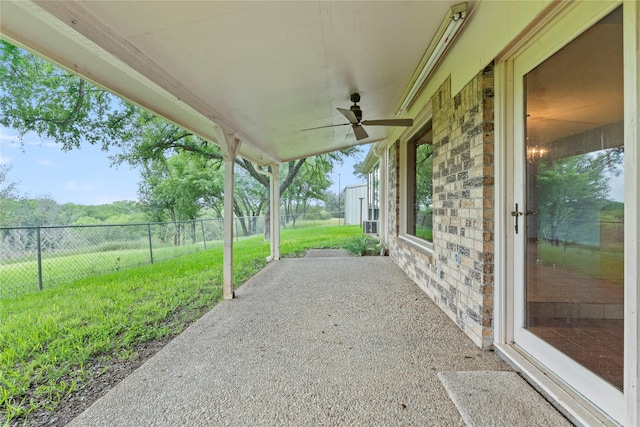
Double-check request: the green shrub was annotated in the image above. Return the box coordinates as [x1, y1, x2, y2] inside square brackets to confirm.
[343, 235, 380, 256]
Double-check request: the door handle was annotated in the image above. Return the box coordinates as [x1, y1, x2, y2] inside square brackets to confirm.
[511, 203, 523, 234]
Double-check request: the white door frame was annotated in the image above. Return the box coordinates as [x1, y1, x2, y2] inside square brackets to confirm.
[493, 1, 637, 425]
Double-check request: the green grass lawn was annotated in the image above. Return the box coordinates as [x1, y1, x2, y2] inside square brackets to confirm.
[415, 227, 433, 242]
[0, 225, 362, 423]
[0, 242, 209, 298]
[537, 241, 624, 287]
[0, 219, 348, 299]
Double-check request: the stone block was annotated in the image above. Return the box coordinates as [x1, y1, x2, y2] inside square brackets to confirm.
[603, 304, 624, 319]
[579, 303, 604, 319]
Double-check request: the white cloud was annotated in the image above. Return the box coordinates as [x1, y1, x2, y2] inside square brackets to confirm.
[0, 131, 21, 149]
[38, 159, 54, 166]
[0, 128, 59, 148]
[64, 181, 94, 191]
[0, 155, 12, 165]
[0, 133, 19, 143]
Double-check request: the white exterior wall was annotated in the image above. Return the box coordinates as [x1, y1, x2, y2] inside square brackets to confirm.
[343, 184, 367, 225]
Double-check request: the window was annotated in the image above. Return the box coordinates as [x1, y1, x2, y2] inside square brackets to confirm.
[406, 124, 433, 242]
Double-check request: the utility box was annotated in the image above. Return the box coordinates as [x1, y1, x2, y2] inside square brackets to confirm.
[363, 220, 379, 234]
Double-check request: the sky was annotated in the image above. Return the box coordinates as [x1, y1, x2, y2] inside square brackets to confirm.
[0, 126, 365, 206]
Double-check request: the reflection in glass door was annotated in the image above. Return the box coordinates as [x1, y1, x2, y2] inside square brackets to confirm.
[523, 7, 624, 390]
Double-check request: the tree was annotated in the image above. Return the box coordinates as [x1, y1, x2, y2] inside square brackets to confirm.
[0, 164, 20, 226]
[0, 163, 19, 199]
[138, 151, 225, 244]
[138, 151, 223, 221]
[535, 149, 622, 244]
[416, 143, 433, 211]
[0, 41, 139, 152]
[233, 168, 267, 235]
[352, 160, 367, 180]
[322, 190, 340, 216]
[282, 158, 332, 227]
[2, 195, 60, 226]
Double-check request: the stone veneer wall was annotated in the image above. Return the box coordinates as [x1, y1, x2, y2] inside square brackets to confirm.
[388, 64, 495, 348]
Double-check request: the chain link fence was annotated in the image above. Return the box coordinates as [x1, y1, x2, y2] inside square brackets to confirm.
[0, 219, 223, 298]
[0, 212, 345, 299]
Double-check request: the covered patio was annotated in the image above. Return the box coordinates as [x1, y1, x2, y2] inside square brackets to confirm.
[0, 0, 469, 299]
[66, 251, 568, 426]
[4, 1, 638, 424]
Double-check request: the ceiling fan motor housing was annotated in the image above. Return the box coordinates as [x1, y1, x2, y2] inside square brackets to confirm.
[350, 105, 363, 122]
[350, 93, 363, 122]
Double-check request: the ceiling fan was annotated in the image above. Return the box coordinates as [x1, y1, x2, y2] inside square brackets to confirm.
[303, 93, 413, 141]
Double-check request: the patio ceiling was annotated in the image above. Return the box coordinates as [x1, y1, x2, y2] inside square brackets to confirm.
[0, 1, 468, 165]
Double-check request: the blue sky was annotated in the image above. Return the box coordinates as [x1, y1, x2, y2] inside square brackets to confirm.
[0, 127, 141, 205]
[0, 126, 364, 205]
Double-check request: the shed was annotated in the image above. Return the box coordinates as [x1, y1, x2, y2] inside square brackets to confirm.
[342, 183, 367, 226]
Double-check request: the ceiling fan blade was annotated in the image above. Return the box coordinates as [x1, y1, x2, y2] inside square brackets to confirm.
[337, 108, 359, 124]
[352, 124, 369, 141]
[361, 118, 414, 127]
[301, 123, 350, 132]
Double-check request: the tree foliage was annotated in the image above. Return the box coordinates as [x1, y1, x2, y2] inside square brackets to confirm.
[352, 160, 366, 180]
[0, 163, 19, 200]
[138, 151, 223, 222]
[416, 143, 433, 210]
[0, 196, 147, 227]
[282, 157, 332, 226]
[534, 148, 623, 242]
[0, 40, 138, 152]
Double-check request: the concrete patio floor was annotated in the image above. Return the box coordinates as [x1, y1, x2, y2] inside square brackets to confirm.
[68, 251, 570, 426]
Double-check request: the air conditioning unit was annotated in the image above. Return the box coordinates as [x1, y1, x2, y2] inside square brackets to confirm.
[363, 220, 379, 234]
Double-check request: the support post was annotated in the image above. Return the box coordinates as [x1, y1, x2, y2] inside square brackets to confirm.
[216, 126, 241, 300]
[36, 227, 43, 291]
[271, 163, 280, 261]
[223, 156, 235, 299]
[148, 223, 154, 264]
[256, 164, 281, 262]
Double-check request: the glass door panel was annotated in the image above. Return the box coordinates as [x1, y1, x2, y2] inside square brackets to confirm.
[523, 6, 624, 390]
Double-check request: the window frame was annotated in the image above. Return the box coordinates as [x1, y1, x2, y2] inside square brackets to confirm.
[399, 112, 434, 254]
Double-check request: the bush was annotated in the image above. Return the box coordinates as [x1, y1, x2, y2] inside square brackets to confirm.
[343, 235, 380, 256]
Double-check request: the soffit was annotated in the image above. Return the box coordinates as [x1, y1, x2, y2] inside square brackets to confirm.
[1, 0, 465, 165]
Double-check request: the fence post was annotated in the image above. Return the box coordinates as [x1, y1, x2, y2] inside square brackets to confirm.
[148, 223, 154, 264]
[36, 226, 43, 291]
[563, 220, 572, 253]
[201, 220, 207, 250]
